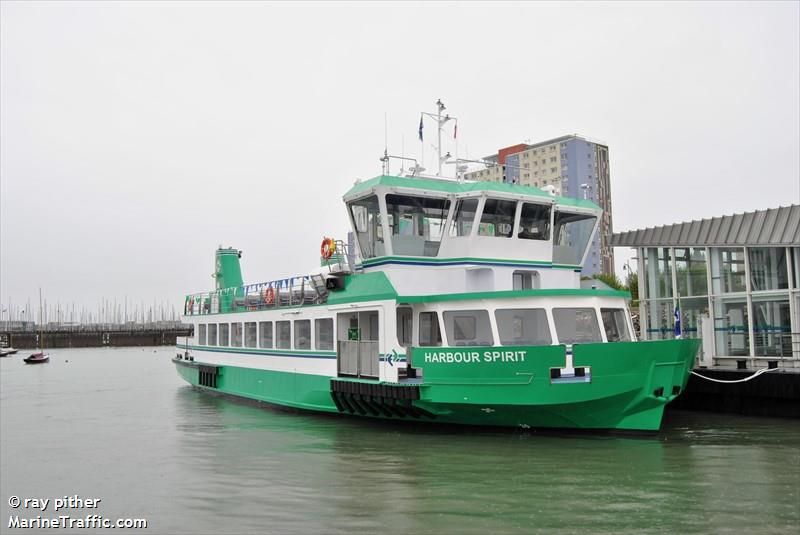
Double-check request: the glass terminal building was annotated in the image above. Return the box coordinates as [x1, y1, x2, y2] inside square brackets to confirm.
[613, 205, 800, 370]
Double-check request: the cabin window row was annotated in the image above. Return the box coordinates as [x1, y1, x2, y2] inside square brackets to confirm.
[196, 319, 334, 351]
[399, 307, 631, 347]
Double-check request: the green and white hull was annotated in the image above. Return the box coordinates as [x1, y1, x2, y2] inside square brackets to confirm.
[176, 175, 700, 431]
[174, 339, 697, 431]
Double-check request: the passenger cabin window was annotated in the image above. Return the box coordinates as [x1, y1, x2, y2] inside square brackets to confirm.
[349, 195, 383, 259]
[396, 307, 412, 347]
[208, 324, 218, 346]
[198, 324, 207, 345]
[553, 211, 597, 266]
[443, 310, 494, 346]
[385, 194, 450, 257]
[518, 203, 551, 240]
[419, 311, 442, 347]
[449, 198, 479, 237]
[513, 270, 540, 290]
[231, 322, 243, 347]
[219, 323, 230, 346]
[259, 321, 273, 348]
[315, 318, 334, 350]
[495, 309, 552, 346]
[276, 321, 291, 349]
[552, 308, 602, 344]
[245, 322, 257, 348]
[478, 199, 517, 237]
[294, 320, 311, 350]
[601, 308, 631, 342]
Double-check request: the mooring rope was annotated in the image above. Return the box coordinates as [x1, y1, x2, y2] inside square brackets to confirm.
[690, 367, 780, 384]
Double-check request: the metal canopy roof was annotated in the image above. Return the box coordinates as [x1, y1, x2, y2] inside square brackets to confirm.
[612, 205, 800, 247]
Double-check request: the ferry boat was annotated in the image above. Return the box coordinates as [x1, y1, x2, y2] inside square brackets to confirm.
[175, 174, 699, 431]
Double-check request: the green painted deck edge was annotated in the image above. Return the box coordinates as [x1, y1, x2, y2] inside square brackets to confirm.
[398, 287, 630, 304]
[343, 175, 600, 211]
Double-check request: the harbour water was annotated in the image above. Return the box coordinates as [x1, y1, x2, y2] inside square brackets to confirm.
[1, 347, 798, 534]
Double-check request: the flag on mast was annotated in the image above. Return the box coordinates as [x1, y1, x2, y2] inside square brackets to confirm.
[418, 115, 423, 141]
[454, 121, 458, 139]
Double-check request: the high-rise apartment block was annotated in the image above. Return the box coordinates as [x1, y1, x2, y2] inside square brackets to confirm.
[464, 135, 613, 276]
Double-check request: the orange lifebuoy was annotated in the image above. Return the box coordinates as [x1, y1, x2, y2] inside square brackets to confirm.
[320, 237, 336, 260]
[262, 287, 275, 305]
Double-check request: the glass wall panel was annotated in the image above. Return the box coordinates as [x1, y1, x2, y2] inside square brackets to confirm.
[245, 322, 257, 348]
[478, 199, 516, 238]
[495, 308, 551, 346]
[677, 296, 709, 340]
[552, 212, 597, 266]
[675, 247, 708, 297]
[349, 195, 383, 259]
[198, 324, 207, 345]
[710, 248, 746, 294]
[552, 308, 602, 344]
[749, 247, 788, 291]
[259, 321, 273, 348]
[712, 296, 749, 356]
[643, 247, 673, 299]
[449, 198, 479, 237]
[442, 310, 494, 346]
[386, 194, 450, 256]
[517, 203, 551, 240]
[315, 318, 334, 350]
[752, 296, 791, 357]
[645, 299, 675, 340]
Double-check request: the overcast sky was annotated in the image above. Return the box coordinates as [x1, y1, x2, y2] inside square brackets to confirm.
[1, 1, 798, 316]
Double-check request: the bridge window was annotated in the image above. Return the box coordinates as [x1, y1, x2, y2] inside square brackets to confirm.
[419, 311, 442, 347]
[315, 318, 334, 350]
[518, 203, 551, 240]
[601, 308, 631, 342]
[443, 310, 494, 346]
[231, 322, 243, 347]
[349, 195, 383, 259]
[396, 307, 412, 347]
[276, 321, 291, 349]
[495, 309, 552, 346]
[198, 324, 207, 345]
[259, 321, 273, 348]
[552, 308, 602, 344]
[245, 322, 257, 347]
[386, 194, 450, 256]
[294, 320, 311, 349]
[478, 199, 517, 237]
[553, 211, 596, 266]
[449, 198, 479, 237]
[219, 323, 230, 346]
[208, 324, 218, 346]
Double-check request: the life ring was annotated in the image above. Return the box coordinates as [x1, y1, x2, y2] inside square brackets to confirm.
[262, 287, 275, 305]
[320, 237, 336, 260]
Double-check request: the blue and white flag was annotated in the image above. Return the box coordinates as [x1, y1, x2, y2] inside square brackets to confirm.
[418, 115, 423, 141]
[674, 306, 682, 339]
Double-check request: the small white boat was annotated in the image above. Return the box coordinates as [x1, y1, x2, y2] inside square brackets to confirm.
[0, 347, 18, 357]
